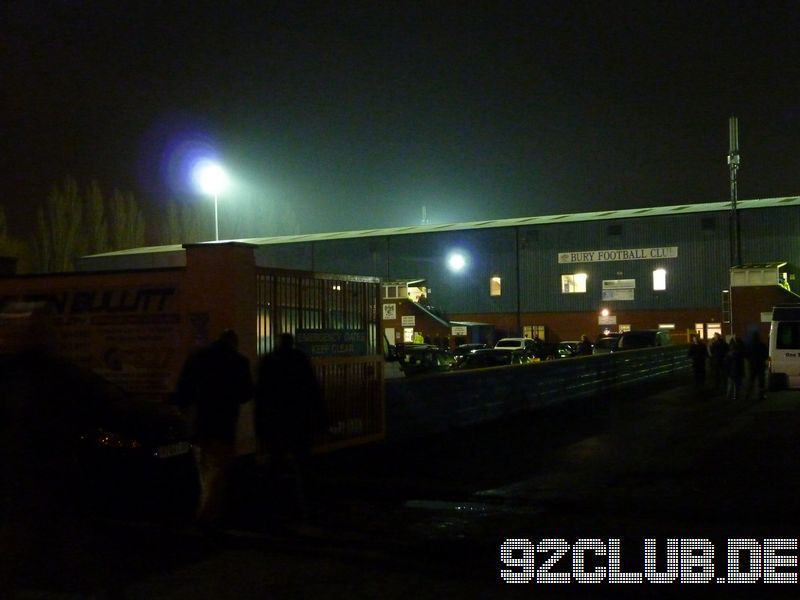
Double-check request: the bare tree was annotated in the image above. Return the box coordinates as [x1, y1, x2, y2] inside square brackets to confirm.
[32, 177, 84, 272]
[31, 177, 150, 272]
[108, 189, 146, 250]
[158, 198, 212, 245]
[84, 180, 109, 256]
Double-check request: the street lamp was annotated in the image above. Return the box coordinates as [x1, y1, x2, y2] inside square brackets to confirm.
[193, 160, 228, 241]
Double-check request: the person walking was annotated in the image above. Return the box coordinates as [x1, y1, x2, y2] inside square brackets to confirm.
[254, 333, 327, 520]
[175, 329, 252, 528]
[744, 330, 769, 401]
[724, 335, 745, 401]
[577, 334, 593, 356]
[688, 335, 708, 392]
[708, 332, 729, 394]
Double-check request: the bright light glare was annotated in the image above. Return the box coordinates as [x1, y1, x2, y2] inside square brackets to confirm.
[193, 160, 228, 195]
[601, 308, 610, 317]
[447, 252, 466, 272]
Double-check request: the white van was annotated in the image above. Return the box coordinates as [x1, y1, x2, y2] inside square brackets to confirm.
[768, 304, 800, 389]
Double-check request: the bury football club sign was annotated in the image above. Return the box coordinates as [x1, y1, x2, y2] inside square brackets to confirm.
[558, 247, 678, 264]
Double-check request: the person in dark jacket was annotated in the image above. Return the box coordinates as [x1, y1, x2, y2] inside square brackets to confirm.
[708, 332, 729, 393]
[744, 330, 769, 401]
[175, 329, 252, 526]
[724, 335, 745, 401]
[688, 335, 708, 392]
[254, 333, 327, 517]
[577, 334, 593, 356]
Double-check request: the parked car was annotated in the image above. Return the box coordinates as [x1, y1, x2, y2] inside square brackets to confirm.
[452, 343, 490, 364]
[593, 336, 621, 354]
[494, 337, 559, 360]
[617, 329, 673, 350]
[0, 351, 198, 520]
[557, 341, 580, 358]
[398, 344, 455, 376]
[452, 348, 533, 369]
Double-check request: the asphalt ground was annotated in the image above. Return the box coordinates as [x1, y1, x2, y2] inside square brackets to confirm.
[11, 375, 800, 598]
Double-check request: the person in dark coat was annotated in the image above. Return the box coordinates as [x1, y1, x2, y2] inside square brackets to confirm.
[724, 335, 745, 401]
[254, 333, 327, 516]
[708, 332, 729, 393]
[688, 335, 708, 392]
[744, 330, 769, 401]
[576, 334, 593, 356]
[175, 329, 252, 526]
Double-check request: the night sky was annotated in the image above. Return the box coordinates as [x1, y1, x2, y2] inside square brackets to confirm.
[2, 1, 799, 239]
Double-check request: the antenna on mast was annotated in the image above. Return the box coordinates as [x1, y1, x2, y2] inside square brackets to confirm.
[728, 116, 741, 266]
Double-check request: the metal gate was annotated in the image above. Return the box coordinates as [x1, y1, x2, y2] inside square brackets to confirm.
[255, 268, 385, 450]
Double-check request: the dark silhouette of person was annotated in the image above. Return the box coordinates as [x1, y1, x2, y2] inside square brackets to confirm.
[744, 330, 769, 401]
[688, 335, 708, 392]
[254, 333, 326, 519]
[708, 332, 729, 393]
[724, 335, 745, 401]
[577, 334, 593, 356]
[175, 329, 252, 527]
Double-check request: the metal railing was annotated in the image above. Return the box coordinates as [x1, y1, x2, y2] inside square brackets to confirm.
[385, 345, 691, 441]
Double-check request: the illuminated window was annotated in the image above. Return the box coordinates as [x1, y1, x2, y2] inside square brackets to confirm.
[653, 269, 667, 291]
[490, 276, 502, 297]
[706, 323, 722, 338]
[523, 325, 545, 340]
[619, 324, 631, 332]
[561, 273, 587, 293]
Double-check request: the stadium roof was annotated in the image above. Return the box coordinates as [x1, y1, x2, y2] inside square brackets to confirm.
[84, 195, 800, 259]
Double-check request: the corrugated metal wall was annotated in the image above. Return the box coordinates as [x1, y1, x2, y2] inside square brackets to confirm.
[740, 205, 800, 265]
[253, 205, 799, 319]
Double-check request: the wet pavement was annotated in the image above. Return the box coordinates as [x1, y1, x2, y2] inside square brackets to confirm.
[12, 377, 800, 597]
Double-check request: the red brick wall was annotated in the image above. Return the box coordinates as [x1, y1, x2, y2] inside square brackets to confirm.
[450, 308, 723, 343]
[731, 286, 800, 340]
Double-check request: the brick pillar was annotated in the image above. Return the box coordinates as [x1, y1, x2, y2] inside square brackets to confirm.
[182, 242, 258, 365]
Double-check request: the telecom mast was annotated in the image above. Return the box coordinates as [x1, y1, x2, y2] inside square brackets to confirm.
[728, 116, 741, 266]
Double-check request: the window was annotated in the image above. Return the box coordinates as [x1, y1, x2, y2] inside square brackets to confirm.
[653, 269, 667, 291]
[706, 323, 722, 338]
[523, 325, 545, 340]
[777, 322, 800, 350]
[490, 276, 502, 297]
[562, 273, 587, 293]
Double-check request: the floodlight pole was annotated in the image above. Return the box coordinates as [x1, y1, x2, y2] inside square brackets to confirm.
[728, 116, 741, 267]
[214, 192, 219, 241]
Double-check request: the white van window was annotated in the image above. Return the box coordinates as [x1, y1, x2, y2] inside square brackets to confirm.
[777, 322, 800, 349]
